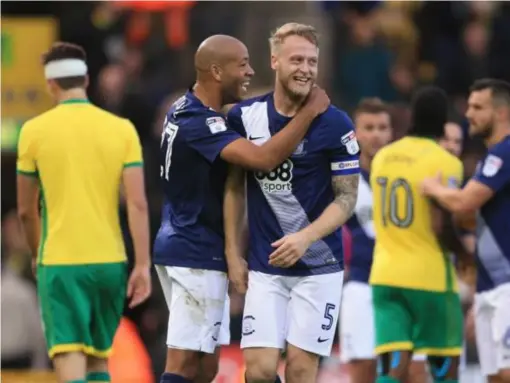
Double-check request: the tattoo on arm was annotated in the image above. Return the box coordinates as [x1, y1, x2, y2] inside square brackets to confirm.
[332, 174, 359, 216]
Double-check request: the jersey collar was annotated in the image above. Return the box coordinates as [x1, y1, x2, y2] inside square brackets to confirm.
[60, 98, 90, 105]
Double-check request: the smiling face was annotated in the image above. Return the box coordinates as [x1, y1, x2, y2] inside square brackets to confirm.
[270, 23, 319, 101]
[219, 41, 255, 104]
[272, 35, 318, 100]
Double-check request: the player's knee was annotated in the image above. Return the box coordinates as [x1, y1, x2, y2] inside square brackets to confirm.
[405, 361, 428, 383]
[285, 345, 319, 381]
[244, 349, 279, 382]
[165, 348, 201, 379]
[377, 351, 411, 380]
[196, 352, 220, 383]
[86, 356, 108, 373]
[428, 356, 459, 381]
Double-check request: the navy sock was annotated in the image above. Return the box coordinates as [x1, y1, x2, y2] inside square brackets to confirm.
[160, 373, 192, 383]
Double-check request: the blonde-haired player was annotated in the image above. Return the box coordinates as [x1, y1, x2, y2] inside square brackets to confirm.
[17, 42, 151, 383]
[225, 23, 359, 382]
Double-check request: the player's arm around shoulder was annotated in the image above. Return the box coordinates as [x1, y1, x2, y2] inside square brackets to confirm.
[220, 87, 330, 172]
[120, 121, 152, 308]
[224, 164, 248, 294]
[16, 120, 41, 273]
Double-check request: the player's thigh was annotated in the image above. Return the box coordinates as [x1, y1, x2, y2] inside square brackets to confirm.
[287, 271, 344, 357]
[89, 262, 128, 354]
[493, 283, 510, 374]
[241, 271, 289, 350]
[340, 281, 376, 362]
[156, 265, 229, 354]
[474, 291, 498, 376]
[218, 293, 231, 346]
[407, 289, 463, 356]
[372, 285, 413, 354]
[37, 264, 93, 359]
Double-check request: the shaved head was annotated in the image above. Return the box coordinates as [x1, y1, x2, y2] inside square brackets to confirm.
[195, 35, 247, 73]
[193, 34, 254, 105]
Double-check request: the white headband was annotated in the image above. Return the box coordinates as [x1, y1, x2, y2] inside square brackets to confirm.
[44, 59, 88, 79]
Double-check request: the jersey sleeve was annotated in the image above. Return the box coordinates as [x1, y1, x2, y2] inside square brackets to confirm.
[183, 112, 242, 164]
[16, 122, 38, 177]
[123, 121, 144, 168]
[473, 146, 510, 192]
[322, 108, 360, 176]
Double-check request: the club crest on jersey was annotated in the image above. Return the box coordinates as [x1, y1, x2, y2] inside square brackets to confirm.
[292, 139, 307, 157]
[482, 154, 503, 177]
[341, 130, 360, 155]
[206, 116, 227, 134]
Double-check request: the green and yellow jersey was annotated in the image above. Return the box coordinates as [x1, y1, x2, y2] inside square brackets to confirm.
[16, 99, 143, 265]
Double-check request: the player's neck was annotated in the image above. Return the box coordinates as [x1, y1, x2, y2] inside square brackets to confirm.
[360, 152, 372, 172]
[273, 85, 303, 117]
[193, 82, 222, 112]
[57, 88, 88, 104]
[485, 124, 510, 148]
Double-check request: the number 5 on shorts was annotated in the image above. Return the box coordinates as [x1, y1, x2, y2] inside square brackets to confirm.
[322, 303, 336, 330]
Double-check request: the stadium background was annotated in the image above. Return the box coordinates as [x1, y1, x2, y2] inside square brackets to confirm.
[2, 1, 510, 381]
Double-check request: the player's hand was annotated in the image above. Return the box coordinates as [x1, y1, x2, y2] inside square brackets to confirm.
[269, 232, 312, 268]
[420, 172, 443, 196]
[227, 256, 248, 294]
[304, 86, 330, 117]
[127, 264, 152, 308]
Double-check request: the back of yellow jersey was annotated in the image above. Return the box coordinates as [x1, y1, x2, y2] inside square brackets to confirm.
[17, 99, 143, 265]
[369, 137, 463, 292]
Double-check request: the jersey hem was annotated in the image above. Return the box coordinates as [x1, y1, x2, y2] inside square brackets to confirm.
[39, 259, 127, 266]
[16, 169, 38, 177]
[249, 263, 342, 276]
[153, 258, 227, 272]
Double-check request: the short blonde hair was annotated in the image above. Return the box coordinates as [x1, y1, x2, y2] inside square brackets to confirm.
[269, 23, 319, 53]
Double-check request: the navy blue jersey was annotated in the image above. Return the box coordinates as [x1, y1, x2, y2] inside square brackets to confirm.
[345, 169, 374, 283]
[228, 92, 360, 276]
[153, 91, 241, 271]
[473, 135, 510, 292]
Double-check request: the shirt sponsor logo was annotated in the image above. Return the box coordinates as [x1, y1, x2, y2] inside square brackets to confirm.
[255, 159, 294, 193]
[331, 160, 359, 171]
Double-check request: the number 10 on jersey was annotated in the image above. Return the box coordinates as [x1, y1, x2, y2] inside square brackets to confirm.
[376, 176, 414, 228]
[160, 122, 179, 181]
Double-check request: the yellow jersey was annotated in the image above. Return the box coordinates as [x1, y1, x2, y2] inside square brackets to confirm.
[16, 99, 143, 265]
[369, 137, 463, 292]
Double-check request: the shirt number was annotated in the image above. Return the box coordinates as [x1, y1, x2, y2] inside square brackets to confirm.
[160, 121, 179, 181]
[376, 176, 414, 228]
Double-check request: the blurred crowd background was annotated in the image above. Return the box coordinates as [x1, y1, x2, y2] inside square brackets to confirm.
[3, 1, 510, 381]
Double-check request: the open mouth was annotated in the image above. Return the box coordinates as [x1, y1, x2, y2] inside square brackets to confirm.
[241, 80, 250, 92]
[293, 76, 310, 86]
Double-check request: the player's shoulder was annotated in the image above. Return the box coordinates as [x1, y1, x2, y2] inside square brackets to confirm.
[488, 135, 510, 160]
[227, 92, 273, 119]
[169, 91, 225, 127]
[319, 104, 353, 126]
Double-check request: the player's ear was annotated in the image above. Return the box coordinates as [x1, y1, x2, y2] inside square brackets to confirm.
[84, 74, 90, 89]
[270, 54, 278, 71]
[211, 64, 223, 82]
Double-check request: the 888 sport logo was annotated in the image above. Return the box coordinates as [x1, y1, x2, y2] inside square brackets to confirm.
[254, 159, 294, 193]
